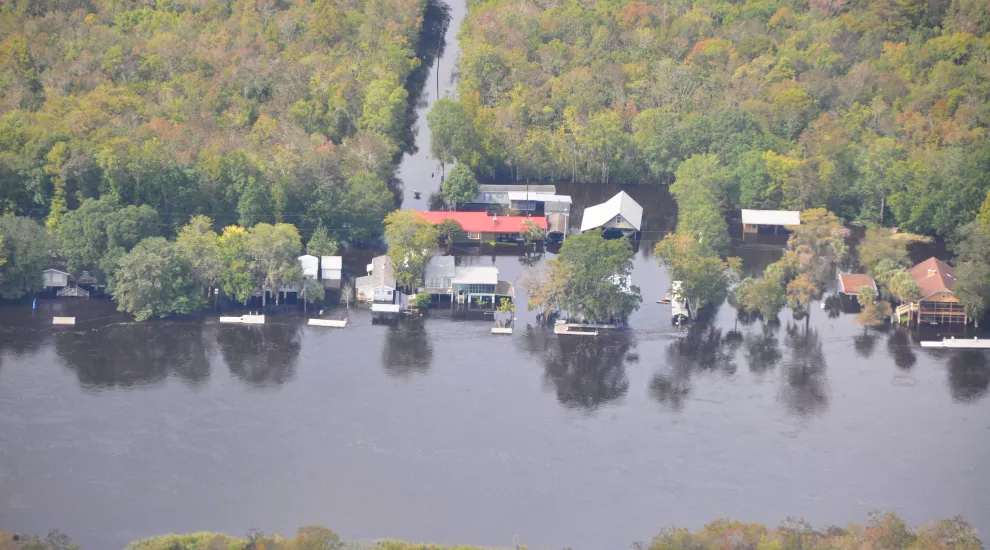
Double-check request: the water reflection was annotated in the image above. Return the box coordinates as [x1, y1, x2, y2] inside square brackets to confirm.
[217, 323, 301, 386]
[55, 322, 210, 389]
[522, 326, 631, 411]
[780, 323, 829, 417]
[381, 317, 433, 377]
[745, 324, 782, 375]
[853, 330, 878, 359]
[946, 351, 990, 403]
[886, 330, 916, 370]
[651, 324, 740, 411]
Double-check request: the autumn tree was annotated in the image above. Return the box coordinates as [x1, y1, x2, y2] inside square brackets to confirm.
[655, 232, 741, 314]
[384, 210, 438, 290]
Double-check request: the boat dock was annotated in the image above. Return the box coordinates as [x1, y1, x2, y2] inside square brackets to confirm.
[920, 338, 990, 349]
[219, 314, 265, 325]
[553, 322, 617, 336]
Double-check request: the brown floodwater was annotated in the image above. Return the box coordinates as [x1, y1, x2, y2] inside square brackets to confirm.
[3, 0, 990, 547]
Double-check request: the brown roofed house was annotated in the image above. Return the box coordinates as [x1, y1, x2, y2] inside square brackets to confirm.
[900, 257, 966, 325]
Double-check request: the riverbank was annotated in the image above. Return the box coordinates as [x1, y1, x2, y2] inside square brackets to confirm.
[8, 512, 981, 550]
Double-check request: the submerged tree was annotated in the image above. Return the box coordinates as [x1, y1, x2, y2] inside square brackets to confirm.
[110, 237, 204, 321]
[855, 286, 892, 330]
[440, 164, 480, 209]
[655, 232, 740, 314]
[384, 210, 439, 290]
[0, 215, 50, 299]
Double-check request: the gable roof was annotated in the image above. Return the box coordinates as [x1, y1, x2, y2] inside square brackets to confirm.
[43, 268, 70, 276]
[908, 257, 956, 299]
[425, 256, 455, 279]
[580, 191, 643, 232]
[453, 265, 498, 286]
[416, 211, 547, 233]
[355, 255, 395, 289]
[741, 209, 801, 226]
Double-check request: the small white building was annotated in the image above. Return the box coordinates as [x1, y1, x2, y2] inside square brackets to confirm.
[580, 191, 643, 236]
[320, 256, 342, 289]
[298, 255, 319, 279]
[741, 209, 801, 235]
[43, 269, 70, 289]
[356, 255, 396, 303]
[424, 256, 455, 295]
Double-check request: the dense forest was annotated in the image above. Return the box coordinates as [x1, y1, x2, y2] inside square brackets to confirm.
[1, 512, 983, 549]
[0, 0, 428, 241]
[430, 0, 990, 235]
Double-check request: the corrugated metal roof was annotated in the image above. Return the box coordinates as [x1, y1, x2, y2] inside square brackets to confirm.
[452, 265, 498, 286]
[580, 191, 643, 232]
[425, 256, 455, 278]
[741, 209, 801, 226]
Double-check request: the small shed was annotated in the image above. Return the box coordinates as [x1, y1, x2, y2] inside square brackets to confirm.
[741, 209, 801, 234]
[837, 273, 877, 296]
[43, 269, 70, 289]
[356, 255, 396, 303]
[580, 191, 643, 236]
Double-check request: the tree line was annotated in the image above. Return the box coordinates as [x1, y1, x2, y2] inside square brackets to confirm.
[1, 511, 982, 550]
[428, 0, 990, 238]
[0, 0, 427, 244]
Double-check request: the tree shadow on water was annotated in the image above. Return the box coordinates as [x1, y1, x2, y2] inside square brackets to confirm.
[886, 329, 916, 370]
[779, 322, 829, 418]
[56, 322, 210, 389]
[522, 326, 631, 411]
[381, 317, 434, 377]
[650, 323, 739, 411]
[217, 323, 301, 387]
[947, 351, 990, 403]
[744, 322, 782, 375]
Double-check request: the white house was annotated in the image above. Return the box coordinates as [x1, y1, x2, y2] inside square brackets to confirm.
[356, 255, 396, 303]
[43, 269, 70, 289]
[298, 254, 319, 279]
[580, 191, 643, 236]
[320, 255, 342, 289]
[741, 209, 801, 235]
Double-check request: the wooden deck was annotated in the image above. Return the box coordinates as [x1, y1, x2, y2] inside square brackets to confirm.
[219, 314, 265, 324]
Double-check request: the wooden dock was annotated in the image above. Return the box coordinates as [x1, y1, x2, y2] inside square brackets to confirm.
[309, 319, 347, 328]
[553, 322, 616, 336]
[52, 317, 76, 326]
[491, 327, 512, 335]
[920, 338, 990, 349]
[219, 314, 265, 325]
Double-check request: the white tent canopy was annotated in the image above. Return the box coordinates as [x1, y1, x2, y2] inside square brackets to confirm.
[580, 191, 643, 232]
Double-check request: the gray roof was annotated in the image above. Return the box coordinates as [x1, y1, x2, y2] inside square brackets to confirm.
[478, 184, 556, 194]
[580, 191, 643, 232]
[741, 209, 801, 226]
[424, 256, 455, 279]
[453, 265, 498, 286]
[355, 255, 395, 289]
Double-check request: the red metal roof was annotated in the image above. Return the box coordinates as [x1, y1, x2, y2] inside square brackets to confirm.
[839, 273, 876, 295]
[416, 211, 547, 233]
[908, 257, 956, 299]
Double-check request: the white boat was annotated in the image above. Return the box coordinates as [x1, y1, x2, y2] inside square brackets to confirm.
[669, 281, 691, 323]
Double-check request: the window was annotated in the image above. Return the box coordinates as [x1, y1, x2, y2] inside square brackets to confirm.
[467, 284, 495, 294]
[466, 232, 481, 240]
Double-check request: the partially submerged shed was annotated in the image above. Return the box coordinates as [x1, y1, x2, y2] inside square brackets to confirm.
[837, 273, 878, 296]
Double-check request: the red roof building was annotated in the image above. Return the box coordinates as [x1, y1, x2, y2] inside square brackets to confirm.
[907, 256, 956, 299]
[897, 256, 966, 325]
[416, 211, 547, 235]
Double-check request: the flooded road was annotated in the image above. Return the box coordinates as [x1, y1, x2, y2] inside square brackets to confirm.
[3, 1, 990, 547]
[2, 182, 990, 549]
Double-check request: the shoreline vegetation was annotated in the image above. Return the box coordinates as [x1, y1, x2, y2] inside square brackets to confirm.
[1, 512, 983, 550]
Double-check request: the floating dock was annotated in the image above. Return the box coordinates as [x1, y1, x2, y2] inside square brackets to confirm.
[219, 314, 265, 325]
[309, 319, 347, 328]
[553, 322, 616, 336]
[491, 327, 512, 335]
[52, 317, 76, 326]
[920, 338, 990, 349]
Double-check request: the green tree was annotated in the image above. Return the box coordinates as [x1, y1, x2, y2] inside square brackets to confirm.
[856, 286, 892, 330]
[306, 223, 339, 256]
[436, 218, 463, 244]
[218, 225, 255, 305]
[110, 237, 204, 321]
[175, 215, 220, 297]
[655, 233, 741, 313]
[247, 223, 303, 305]
[427, 98, 480, 165]
[886, 269, 922, 304]
[735, 276, 787, 322]
[520, 219, 544, 245]
[552, 230, 642, 323]
[384, 210, 438, 290]
[302, 277, 326, 305]
[0, 215, 50, 299]
[859, 226, 909, 275]
[43, 142, 70, 235]
[441, 164, 480, 209]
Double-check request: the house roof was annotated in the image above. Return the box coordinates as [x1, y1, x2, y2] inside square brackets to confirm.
[838, 273, 877, 295]
[453, 265, 498, 286]
[355, 255, 395, 289]
[580, 191, 643, 232]
[908, 257, 956, 299]
[43, 268, 70, 275]
[478, 184, 556, 194]
[298, 255, 319, 278]
[416, 211, 547, 233]
[495, 280, 515, 297]
[425, 256, 455, 279]
[547, 213, 568, 235]
[321, 256, 342, 270]
[507, 191, 572, 204]
[741, 209, 801, 226]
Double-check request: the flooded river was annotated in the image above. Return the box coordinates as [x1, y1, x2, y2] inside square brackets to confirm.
[3, 0, 990, 548]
